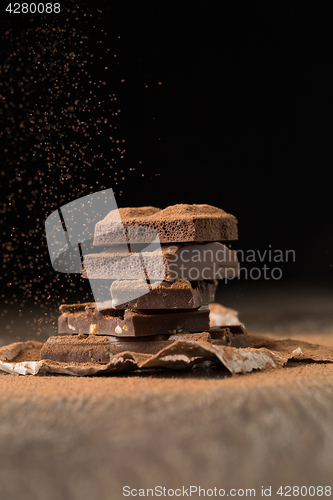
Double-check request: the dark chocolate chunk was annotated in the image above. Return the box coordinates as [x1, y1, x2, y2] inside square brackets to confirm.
[110, 278, 218, 309]
[83, 242, 239, 281]
[58, 303, 210, 337]
[93, 204, 238, 245]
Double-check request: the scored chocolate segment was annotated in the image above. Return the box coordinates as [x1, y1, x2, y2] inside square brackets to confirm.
[40, 326, 248, 363]
[58, 303, 210, 337]
[83, 242, 239, 281]
[110, 278, 218, 309]
[93, 203, 238, 245]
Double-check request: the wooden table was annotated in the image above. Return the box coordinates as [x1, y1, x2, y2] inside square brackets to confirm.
[1, 284, 333, 500]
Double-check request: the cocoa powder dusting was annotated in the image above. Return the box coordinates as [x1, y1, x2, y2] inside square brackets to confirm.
[11, 346, 42, 363]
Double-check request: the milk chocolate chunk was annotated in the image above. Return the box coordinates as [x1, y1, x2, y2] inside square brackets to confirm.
[111, 278, 218, 309]
[40, 334, 171, 362]
[40, 326, 248, 363]
[83, 242, 239, 281]
[58, 303, 210, 337]
[209, 325, 248, 348]
[93, 203, 238, 245]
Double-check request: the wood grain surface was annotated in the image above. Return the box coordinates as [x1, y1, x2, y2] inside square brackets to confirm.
[1, 284, 333, 500]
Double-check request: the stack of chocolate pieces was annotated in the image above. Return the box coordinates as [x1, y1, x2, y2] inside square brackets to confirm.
[41, 204, 247, 364]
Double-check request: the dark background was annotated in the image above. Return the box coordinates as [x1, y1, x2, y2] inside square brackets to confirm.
[1, 2, 332, 320]
[114, 4, 332, 285]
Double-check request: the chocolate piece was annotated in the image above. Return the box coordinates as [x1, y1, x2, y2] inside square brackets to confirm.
[209, 302, 242, 327]
[209, 325, 248, 348]
[168, 326, 248, 348]
[168, 331, 212, 342]
[58, 303, 210, 337]
[40, 326, 248, 363]
[93, 204, 238, 245]
[110, 278, 218, 309]
[40, 334, 171, 362]
[83, 242, 239, 281]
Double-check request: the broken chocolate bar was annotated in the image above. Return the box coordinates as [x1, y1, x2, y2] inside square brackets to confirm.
[110, 278, 218, 309]
[93, 203, 238, 245]
[209, 325, 248, 348]
[41, 334, 171, 362]
[83, 242, 239, 281]
[58, 303, 210, 337]
[40, 326, 248, 363]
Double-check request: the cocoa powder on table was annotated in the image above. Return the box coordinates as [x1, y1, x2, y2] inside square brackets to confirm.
[2, 332, 333, 374]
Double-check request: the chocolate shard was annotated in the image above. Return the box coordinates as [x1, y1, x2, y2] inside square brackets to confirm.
[58, 303, 210, 337]
[110, 278, 218, 309]
[83, 242, 239, 281]
[40, 326, 248, 363]
[169, 326, 248, 348]
[209, 302, 241, 327]
[209, 325, 248, 348]
[93, 203, 238, 245]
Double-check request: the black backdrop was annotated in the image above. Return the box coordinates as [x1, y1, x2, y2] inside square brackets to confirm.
[1, 2, 332, 309]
